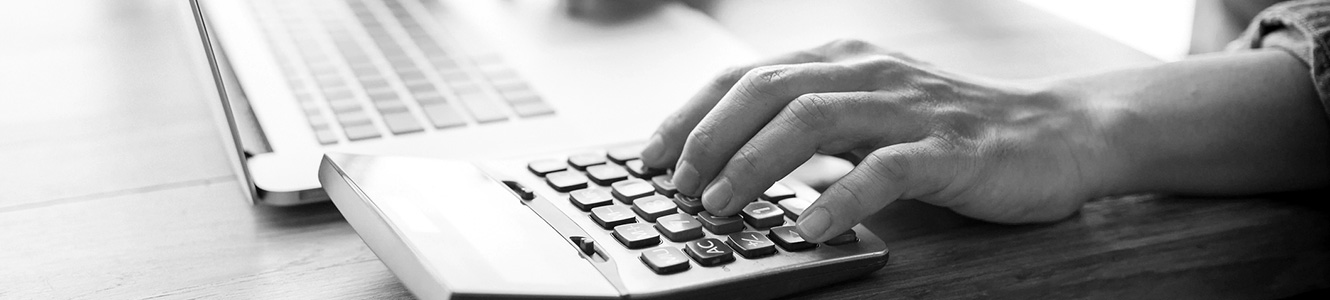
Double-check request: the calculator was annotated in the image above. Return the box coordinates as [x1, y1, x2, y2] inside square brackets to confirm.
[319, 144, 890, 299]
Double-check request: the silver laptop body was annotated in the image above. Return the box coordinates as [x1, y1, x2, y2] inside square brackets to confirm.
[198, 0, 754, 205]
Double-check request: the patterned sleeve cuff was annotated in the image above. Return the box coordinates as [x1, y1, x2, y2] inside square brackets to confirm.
[1228, 0, 1330, 112]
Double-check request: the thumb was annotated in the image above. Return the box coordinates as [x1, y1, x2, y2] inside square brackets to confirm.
[795, 139, 953, 242]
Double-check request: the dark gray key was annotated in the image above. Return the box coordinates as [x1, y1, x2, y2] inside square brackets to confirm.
[381, 112, 424, 134]
[527, 159, 567, 176]
[567, 153, 607, 170]
[510, 101, 554, 118]
[761, 182, 797, 202]
[685, 238, 735, 267]
[777, 197, 812, 221]
[606, 147, 642, 164]
[726, 231, 777, 258]
[569, 189, 613, 211]
[457, 92, 508, 123]
[640, 247, 690, 275]
[421, 103, 466, 129]
[698, 212, 743, 235]
[654, 214, 703, 242]
[586, 164, 629, 186]
[591, 206, 636, 230]
[740, 201, 785, 229]
[651, 175, 678, 197]
[825, 230, 859, 245]
[625, 160, 665, 179]
[545, 171, 588, 193]
[631, 195, 677, 222]
[672, 194, 704, 215]
[612, 223, 660, 249]
[341, 124, 381, 141]
[611, 180, 655, 204]
[768, 226, 816, 252]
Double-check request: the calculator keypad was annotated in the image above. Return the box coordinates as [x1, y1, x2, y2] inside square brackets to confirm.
[526, 149, 858, 276]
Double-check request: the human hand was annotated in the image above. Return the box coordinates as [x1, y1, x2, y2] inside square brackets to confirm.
[640, 39, 1129, 242]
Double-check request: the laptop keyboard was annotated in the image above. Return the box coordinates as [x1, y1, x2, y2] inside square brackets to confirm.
[249, 0, 554, 144]
[527, 149, 860, 275]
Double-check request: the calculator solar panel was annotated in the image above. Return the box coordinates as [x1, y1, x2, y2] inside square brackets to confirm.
[319, 144, 890, 299]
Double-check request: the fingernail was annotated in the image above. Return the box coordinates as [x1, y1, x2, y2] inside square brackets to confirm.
[640, 133, 665, 165]
[702, 178, 732, 213]
[672, 162, 700, 196]
[797, 207, 831, 241]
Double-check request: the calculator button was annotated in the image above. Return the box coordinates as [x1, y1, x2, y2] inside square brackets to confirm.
[568, 153, 607, 170]
[591, 206, 636, 230]
[569, 189, 613, 211]
[726, 231, 777, 259]
[760, 182, 797, 202]
[625, 160, 666, 178]
[606, 147, 642, 164]
[527, 159, 567, 176]
[777, 197, 812, 221]
[825, 229, 859, 245]
[650, 175, 678, 197]
[612, 223, 661, 249]
[698, 212, 744, 235]
[654, 214, 704, 242]
[631, 195, 678, 222]
[768, 226, 817, 252]
[586, 165, 629, 186]
[640, 247, 690, 275]
[685, 238, 735, 267]
[611, 180, 655, 204]
[672, 194, 704, 215]
[545, 171, 588, 192]
[740, 202, 786, 229]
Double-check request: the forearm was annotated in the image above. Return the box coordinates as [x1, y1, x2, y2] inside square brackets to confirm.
[1050, 50, 1330, 196]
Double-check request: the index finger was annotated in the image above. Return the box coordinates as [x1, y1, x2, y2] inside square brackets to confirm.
[639, 39, 891, 169]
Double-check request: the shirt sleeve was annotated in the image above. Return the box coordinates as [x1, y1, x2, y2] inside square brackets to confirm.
[1228, 0, 1330, 116]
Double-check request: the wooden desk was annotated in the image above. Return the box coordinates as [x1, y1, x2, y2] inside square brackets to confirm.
[1, 0, 1325, 299]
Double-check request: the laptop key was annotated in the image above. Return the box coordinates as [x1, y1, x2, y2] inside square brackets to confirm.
[591, 206, 636, 230]
[654, 214, 703, 242]
[313, 129, 338, 145]
[726, 231, 777, 259]
[631, 195, 678, 222]
[651, 175, 679, 197]
[586, 164, 629, 186]
[611, 180, 655, 204]
[761, 182, 797, 202]
[568, 153, 607, 170]
[545, 171, 588, 193]
[381, 112, 423, 134]
[769, 226, 816, 252]
[741, 202, 786, 229]
[421, 103, 466, 129]
[698, 212, 744, 235]
[685, 238, 735, 267]
[672, 194, 704, 215]
[527, 159, 567, 176]
[612, 223, 660, 249]
[510, 101, 554, 118]
[342, 124, 381, 141]
[640, 247, 690, 275]
[569, 189, 613, 211]
[457, 93, 508, 123]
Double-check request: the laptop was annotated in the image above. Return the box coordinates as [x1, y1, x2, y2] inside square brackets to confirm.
[193, 0, 755, 205]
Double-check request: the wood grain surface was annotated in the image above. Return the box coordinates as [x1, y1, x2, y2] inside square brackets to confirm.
[1, 0, 1325, 299]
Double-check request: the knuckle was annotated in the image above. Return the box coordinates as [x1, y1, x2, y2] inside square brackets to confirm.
[743, 65, 794, 90]
[785, 94, 836, 131]
[865, 147, 914, 184]
[824, 38, 872, 52]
